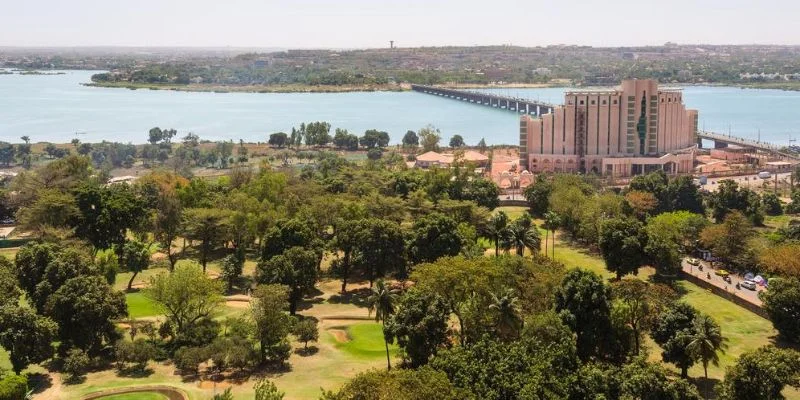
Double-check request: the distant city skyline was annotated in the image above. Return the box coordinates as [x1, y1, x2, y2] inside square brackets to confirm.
[1, 0, 798, 48]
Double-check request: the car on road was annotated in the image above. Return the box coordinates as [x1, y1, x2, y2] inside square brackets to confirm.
[687, 258, 700, 266]
[741, 280, 757, 290]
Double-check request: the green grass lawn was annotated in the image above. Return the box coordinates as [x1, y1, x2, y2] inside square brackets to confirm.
[493, 206, 529, 220]
[326, 323, 397, 361]
[125, 292, 161, 319]
[94, 393, 169, 400]
[0, 247, 18, 261]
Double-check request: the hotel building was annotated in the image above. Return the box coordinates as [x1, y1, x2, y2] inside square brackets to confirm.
[519, 79, 698, 177]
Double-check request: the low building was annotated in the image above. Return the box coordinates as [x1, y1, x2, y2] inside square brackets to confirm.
[710, 145, 749, 163]
[415, 150, 489, 169]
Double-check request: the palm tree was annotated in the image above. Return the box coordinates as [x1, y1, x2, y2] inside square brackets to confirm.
[489, 288, 522, 341]
[543, 212, 561, 258]
[488, 211, 509, 257]
[687, 314, 727, 379]
[503, 217, 541, 256]
[367, 279, 399, 370]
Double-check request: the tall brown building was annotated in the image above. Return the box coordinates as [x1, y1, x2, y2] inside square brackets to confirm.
[519, 79, 698, 177]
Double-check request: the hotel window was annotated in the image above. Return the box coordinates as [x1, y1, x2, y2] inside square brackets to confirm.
[591, 100, 596, 105]
[602, 100, 607, 105]
[579, 100, 584, 105]
[613, 100, 618, 104]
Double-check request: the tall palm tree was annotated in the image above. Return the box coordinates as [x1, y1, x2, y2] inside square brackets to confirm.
[367, 279, 399, 370]
[489, 288, 522, 341]
[503, 217, 541, 256]
[488, 211, 509, 257]
[687, 314, 727, 379]
[543, 212, 560, 259]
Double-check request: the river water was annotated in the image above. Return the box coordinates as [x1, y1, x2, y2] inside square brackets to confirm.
[1, 70, 799, 146]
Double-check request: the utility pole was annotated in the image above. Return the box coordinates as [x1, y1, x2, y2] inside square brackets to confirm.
[389, 40, 394, 49]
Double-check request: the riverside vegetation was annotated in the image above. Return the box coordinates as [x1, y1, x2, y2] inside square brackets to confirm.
[2, 125, 800, 399]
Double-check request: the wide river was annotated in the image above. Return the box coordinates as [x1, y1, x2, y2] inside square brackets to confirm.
[2, 70, 800, 146]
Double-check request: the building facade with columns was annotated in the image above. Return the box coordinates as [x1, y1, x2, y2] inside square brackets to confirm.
[519, 79, 697, 177]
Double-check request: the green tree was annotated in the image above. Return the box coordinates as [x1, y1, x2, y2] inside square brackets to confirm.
[120, 240, 150, 291]
[384, 289, 450, 367]
[293, 319, 319, 350]
[45, 275, 127, 354]
[760, 277, 800, 343]
[257, 246, 317, 315]
[15, 189, 79, 233]
[611, 279, 676, 355]
[0, 305, 58, 374]
[73, 183, 148, 252]
[321, 367, 463, 400]
[687, 313, 726, 379]
[501, 215, 541, 256]
[254, 378, 285, 400]
[489, 288, 523, 341]
[220, 253, 244, 292]
[717, 346, 800, 400]
[542, 211, 560, 258]
[645, 211, 708, 276]
[708, 179, 764, 224]
[268, 132, 288, 148]
[0, 373, 28, 400]
[63, 348, 90, 383]
[407, 213, 462, 264]
[251, 284, 292, 364]
[183, 208, 228, 272]
[448, 135, 465, 148]
[652, 302, 699, 378]
[598, 218, 647, 280]
[700, 210, 755, 270]
[762, 192, 784, 216]
[152, 190, 183, 270]
[368, 279, 399, 370]
[487, 211, 509, 257]
[144, 263, 224, 341]
[418, 125, 441, 152]
[353, 219, 405, 287]
[402, 130, 419, 148]
[359, 129, 390, 149]
[553, 269, 613, 361]
[411, 256, 501, 346]
[262, 218, 315, 260]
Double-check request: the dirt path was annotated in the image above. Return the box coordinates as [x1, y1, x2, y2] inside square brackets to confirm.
[32, 373, 62, 400]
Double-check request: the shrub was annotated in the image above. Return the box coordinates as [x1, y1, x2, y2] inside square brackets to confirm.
[0, 373, 27, 400]
[293, 319, 319, 349]
[174, 346, 208, 375]
[63, 349, 90, 382]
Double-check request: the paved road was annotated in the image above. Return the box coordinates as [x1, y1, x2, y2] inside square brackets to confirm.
[699, 172, 791, 192]
[682, 259, 765, 306]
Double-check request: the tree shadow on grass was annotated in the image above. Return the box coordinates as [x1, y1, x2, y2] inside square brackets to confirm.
[116, 366, 155, 378]
[328, 287, 372, 308]
[690, 377, 721, 399]
[26, 372, 52, 394]
[296, 296, 325, 312]
[294, 346, 319, 357]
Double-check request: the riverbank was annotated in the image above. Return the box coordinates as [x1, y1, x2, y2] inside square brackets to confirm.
[83, 82, 410, 93]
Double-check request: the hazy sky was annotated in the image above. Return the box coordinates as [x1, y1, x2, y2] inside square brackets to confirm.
[1, 0, 798, 48]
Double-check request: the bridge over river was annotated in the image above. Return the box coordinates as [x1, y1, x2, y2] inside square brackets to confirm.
[698, 131, 799, 160]
[410, 84, 555, 116]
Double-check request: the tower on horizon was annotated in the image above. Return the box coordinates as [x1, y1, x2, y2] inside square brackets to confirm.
[390, 40, 394, 49]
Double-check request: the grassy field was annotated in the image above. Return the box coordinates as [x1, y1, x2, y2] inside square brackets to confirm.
[0, 247, 18, 260]
[326, 323, 397, 361]
[125, 293, 161, 319]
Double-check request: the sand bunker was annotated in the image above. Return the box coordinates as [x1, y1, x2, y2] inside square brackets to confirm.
[327, 328, 351, 343]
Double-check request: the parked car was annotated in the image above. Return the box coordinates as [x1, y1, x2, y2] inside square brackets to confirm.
[741, 280, 757, 290]
[687, 258, 700, 266]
